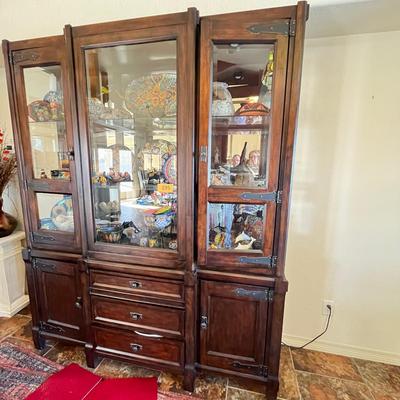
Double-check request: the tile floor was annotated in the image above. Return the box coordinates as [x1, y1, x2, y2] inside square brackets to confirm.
[1, 306, 399, 400]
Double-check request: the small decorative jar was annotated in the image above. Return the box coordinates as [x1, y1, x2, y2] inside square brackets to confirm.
[212, 82, 235, 117]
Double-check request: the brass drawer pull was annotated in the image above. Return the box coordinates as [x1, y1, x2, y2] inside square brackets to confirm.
[134, 330, 163, 339]
[130, 343, 142, 352]
[129, 280, 142, 289]
[130, 312, 143, 321]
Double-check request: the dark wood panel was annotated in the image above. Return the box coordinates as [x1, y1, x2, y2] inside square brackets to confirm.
[200, 280, 269, 375]
[94, 326, 184, 368]
[92, 296, 184, 337]
[35, 258, 85, 341]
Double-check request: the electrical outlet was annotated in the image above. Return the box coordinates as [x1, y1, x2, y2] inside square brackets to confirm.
[322, 300, 334, 316]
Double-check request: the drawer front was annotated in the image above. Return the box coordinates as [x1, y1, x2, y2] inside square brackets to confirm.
[94, 326, 184, 368]
[92, 297, 184, 337]
[90, 271, 183, 302]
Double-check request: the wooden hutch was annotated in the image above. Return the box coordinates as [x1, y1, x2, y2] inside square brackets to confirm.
[2, 2, 307, 398]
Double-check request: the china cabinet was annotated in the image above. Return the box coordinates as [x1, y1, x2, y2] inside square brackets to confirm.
[3, 2, 307, 398]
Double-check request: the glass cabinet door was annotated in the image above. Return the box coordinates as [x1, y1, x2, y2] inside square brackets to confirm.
[74, 12, 196, 265]
[10, 38, 81, 251]
[198, 14, 290, 271]
[84, 41, 178, 251]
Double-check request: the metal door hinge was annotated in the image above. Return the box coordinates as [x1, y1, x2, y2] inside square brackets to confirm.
[289, 19, 296, 36]
[234, 287, 274, 302]
[11, 50, 40, 64]
[33, 260, 56, 271]
[200, 315, 208, 329]
[39, 321, 65, 334]
[200, 146, 207, 162]
[232, 361, 268, 377]
[67, 148, 75, 161]
[248, 19, 296, 37]
[238, 256, 277, 269]
[240, 190, 282, 203]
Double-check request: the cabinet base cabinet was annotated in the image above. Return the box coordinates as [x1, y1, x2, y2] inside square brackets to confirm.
[26, 257, 87, 347]
[199, 279, 285, 399]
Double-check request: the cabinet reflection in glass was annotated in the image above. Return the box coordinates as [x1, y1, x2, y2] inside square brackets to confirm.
[210, 43, 274, 188]
[208, 203, 265, 251]
[84, 40, 178, 250]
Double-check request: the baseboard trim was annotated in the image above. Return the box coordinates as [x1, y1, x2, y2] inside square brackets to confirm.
[282, 334, 400, 366]
[0, 295, 29, 317]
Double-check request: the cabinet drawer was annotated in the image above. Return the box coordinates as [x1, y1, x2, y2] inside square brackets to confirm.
[90, 271, 183, 302]
[94, 326, 184, 368]
[92, 296, 184, 337]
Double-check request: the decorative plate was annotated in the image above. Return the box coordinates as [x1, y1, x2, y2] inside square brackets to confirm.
[28, 100, 51, 122]
[50, 197, 74, 232]
[162, 155, 177, 185]
[125, 72, 176, 118]
[43, 90, 63, 105]
[137, 139, 176, 172]
[235, 102, 270, 116]
[88, 98, 104, 117]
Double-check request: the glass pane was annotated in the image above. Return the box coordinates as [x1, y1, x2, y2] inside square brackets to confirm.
[24, 66, 70, 180]
[208, 203, 265, 251]
[37, 193, 74, 232]
[210, 43, 274, 188]
[85, 41, 178, 250]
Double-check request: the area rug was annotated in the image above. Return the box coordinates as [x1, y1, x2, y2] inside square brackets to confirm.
[0, 341, 196, 399]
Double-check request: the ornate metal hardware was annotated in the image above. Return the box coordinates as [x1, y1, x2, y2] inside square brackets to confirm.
[11, 50, 40, 64]
[200, 145, 207, 162]
[238, 256, 277, 269]
[27, 181, 50, 191]
[247, 19, 295, 36]
[200, 316, 208, 329]
[67, 148, 75, 161]
[239, 191, 282, 203]
[32, 232, 56, 242]
[39, 321, 65, 334]
[234, 287, 274, 302]
[74, 297, 83, 309]
[232, 361, 268, 377]
[130, 312, 143, 321]
[34, 260, 56, 271]
[130, 343, 143, 352]
[129, 281, 142, 289]
[134, 331, 163, 339]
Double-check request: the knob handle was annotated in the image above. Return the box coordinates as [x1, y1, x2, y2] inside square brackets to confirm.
[129, 280, 142, 289]
[130, 343, 143, 352]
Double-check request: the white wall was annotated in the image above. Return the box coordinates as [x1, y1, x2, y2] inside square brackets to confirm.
[284, 31, 400, 364]
[0, 0, 399, 364]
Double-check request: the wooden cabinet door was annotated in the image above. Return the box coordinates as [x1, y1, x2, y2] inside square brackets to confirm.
[35, 258, 85, 341]
[3, 34, 83, 253]
[197, 10, 291, 273]
[72, 10, 196, 268]
[200, 280, 270, 376]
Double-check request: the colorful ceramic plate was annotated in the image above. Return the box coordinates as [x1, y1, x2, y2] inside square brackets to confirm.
[50, 197, 74, 232]
[28, 100, 51, 122]
[162, 155, 177, 185]
[137, 139, 176, 172]
[125, 72, 176, 118]
[43, 90, 63, 105]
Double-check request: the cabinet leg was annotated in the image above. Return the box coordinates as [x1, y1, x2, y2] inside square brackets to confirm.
[32, 326, 46, 350]
[84, 343, 98, 369]
[183, 367, 196, 393]
[266, 379, 279, 400]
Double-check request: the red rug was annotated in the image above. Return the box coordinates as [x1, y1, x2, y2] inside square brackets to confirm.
[0, 341, 196, 399]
